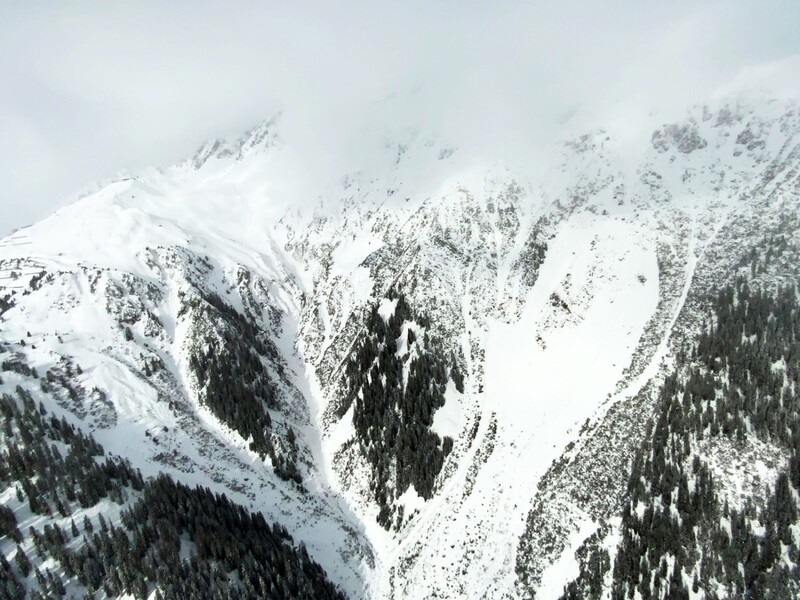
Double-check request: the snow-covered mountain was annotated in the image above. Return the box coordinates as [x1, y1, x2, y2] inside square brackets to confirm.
[2, 89, 800, 599]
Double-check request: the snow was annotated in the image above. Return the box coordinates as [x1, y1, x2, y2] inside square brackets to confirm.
[395, 321, 423, 359]
[341, 208, 668, 599]
[696, 435, 789, 511]
[396, 485, 427, 515]
[331, 234, 383, 276]
[483, 213, 659, 489]
[1, 90, 797, 599]
[0, 203, 372, 597]
[377, 297, 398, 321]
[537, 517, 597, 599]
[394, 213, 661, 598]
[330, 235, 382, 302]
[350, 266, 375, 302]
[431, 379, 465, 440]
[486, 215, 657, 421]
[328, 404, 356, 450]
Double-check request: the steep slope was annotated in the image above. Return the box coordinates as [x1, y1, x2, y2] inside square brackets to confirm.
[285, 93, 800, 598]
[0, 386, 346, 599]
[0, 139, 373, 596]
[517, 96, 800, 599]
[1, 90, 799, 599]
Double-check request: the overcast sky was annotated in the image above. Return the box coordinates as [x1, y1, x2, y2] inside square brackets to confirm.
[1, 1, 799, 234]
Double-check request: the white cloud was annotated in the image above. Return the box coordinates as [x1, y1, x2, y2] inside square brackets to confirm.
[0, 1, 798, 233]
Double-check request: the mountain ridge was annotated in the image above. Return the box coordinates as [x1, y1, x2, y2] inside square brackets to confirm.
[1, 90, 800, 598]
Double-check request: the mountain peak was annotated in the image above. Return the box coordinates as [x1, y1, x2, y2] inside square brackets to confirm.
[186, 115, 281, 171]
[2, 90, 800, 599]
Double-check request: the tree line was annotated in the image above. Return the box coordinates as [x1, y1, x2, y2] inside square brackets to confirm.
[0, 376, 343, 599]
[342, 289, 460, 529]
[562, 279, 800, 599]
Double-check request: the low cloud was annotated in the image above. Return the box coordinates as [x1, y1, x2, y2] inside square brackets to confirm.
[1, 1, 798, 232]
